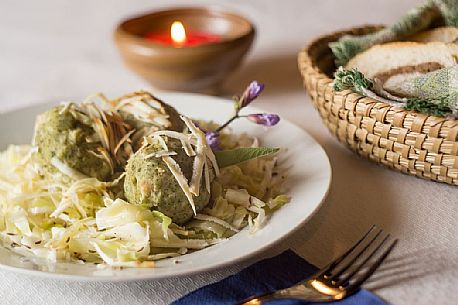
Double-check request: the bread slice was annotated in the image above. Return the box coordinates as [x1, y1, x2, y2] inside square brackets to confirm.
[345, 41, 458, 98]
[345, 42, 458, 80]
[408, 26, 458, 43]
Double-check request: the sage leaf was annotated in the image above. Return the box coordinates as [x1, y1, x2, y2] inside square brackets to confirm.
[215, 147, 280, 168]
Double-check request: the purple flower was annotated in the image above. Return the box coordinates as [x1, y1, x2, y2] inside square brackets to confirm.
[205, 131, 221, 151]
[239, 81, 265, 108]
[247, 113, 280, 126]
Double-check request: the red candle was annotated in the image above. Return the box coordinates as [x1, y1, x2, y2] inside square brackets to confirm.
[145, 21, 222, 47]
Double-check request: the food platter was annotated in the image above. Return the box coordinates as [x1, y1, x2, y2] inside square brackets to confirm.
[0, 92, 331, 281]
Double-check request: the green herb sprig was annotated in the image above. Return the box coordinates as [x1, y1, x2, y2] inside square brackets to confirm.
[405, 97, 452, 117]
[333, 67, 373, 93]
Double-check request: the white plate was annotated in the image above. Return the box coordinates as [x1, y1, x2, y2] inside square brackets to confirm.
[0, 92, 331, 281]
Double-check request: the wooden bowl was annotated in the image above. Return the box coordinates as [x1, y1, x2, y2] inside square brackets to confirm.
[114, 7, 256, 92]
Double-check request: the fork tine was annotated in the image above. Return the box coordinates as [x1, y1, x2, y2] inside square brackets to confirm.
[327, 229, 383, 282]
[345, 238, 398, 295]
[334, 232, 389, 286]
[316, 225, 376, 278]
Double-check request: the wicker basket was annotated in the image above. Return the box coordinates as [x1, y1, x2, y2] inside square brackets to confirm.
[298, 25, 458, 185]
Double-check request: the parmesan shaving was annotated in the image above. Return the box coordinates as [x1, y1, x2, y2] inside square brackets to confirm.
[143, 151, 177, 159]
[183, 119, 220, 178]
[180, 116, 208, 196]
[162, 156, 197, 215]
[97, 148, 114, 174]
[87, 150, 106, 160]
[59, 102, 73, 114]
[114, 129, 135, 155]
[204, 158, 211, 193]
[152, 130, 192, 143]
[190, 145, 205, 196]
[83, 92, 111, 107]
[109, 91, 171, 128]
[152, 130, 195, 157]
[93, 118, 110, 153]
[50, 157, 88, 180]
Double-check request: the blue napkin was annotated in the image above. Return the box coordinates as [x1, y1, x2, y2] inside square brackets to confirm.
[171, 250, 388, 305]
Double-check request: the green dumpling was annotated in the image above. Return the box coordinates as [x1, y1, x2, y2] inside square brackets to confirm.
[124, 137, 212, 225]
[33, 106, 114, 181]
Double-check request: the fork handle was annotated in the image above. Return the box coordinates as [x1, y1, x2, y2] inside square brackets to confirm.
[235, 291, 275, 305]
[236, 283, 336, 304]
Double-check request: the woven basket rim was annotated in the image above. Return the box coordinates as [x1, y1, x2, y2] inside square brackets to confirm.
[298, 24, 458, 124]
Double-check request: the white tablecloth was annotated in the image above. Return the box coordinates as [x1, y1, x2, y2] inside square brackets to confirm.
[1, 0, 457, 304]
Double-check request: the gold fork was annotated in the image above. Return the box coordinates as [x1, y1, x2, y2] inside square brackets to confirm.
[237, 225, 398, 304]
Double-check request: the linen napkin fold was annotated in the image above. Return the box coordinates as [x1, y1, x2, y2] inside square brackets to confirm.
[171, 250, 388, 305]
[333, 65, 458, 118]
[330, 0, 458, 66]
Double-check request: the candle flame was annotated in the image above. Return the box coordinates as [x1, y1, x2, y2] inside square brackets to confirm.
[171, 21, 186, 45]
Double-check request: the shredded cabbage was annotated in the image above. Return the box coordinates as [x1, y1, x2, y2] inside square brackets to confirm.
[0, 122, 289, 268]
